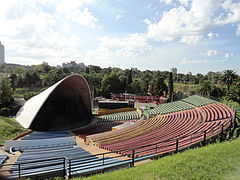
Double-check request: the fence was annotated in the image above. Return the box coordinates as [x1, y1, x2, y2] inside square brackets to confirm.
[0, 117, 234, 179]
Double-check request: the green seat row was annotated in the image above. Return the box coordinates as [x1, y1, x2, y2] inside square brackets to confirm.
[96, 111, 141, 123]
[181, 95, 216, 107]
[143, 100, 194, 118]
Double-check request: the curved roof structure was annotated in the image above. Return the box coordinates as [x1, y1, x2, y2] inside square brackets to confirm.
[15, 74, 92, 131]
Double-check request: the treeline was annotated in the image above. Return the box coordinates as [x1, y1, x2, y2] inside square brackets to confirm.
[0, 63, 240, 108]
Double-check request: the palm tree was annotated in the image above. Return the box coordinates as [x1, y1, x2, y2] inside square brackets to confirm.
[198, 81, 212, 97]
[221, 70, 238, 92]
[226, 78, 240, 103]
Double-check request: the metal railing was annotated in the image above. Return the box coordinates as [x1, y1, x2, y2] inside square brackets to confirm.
[0, 117, 233, 179]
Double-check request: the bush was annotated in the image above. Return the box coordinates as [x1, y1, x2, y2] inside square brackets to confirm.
[23, 92, 38, 100]
[0, 107, 11, 116]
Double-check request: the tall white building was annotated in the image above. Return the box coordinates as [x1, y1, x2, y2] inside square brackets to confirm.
[0, 42, 5, 64]
[170, 67, 177, 74]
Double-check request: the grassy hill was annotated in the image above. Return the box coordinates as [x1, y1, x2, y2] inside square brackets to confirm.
[0, 115, 27, 144]
[72, 138, 240, 180]
[174, 82, 199, 95]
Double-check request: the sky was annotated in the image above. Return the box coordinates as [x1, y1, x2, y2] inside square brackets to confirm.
[0, 0, 240, 74]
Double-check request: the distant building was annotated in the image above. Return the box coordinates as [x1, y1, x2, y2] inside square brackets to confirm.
[0, 42, 5, 64]
[131, 68, 138, 72]
[62, 61, 86, 71]
[170, 67, 177, 74]
[78, 63, 86, 69]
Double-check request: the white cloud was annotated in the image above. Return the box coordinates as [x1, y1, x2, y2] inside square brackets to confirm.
[160, 0, 173, 5]
[224, 52, 234, 58]
[218, 0, 240, 24]
[180, 35, 204, 44]
[181, 57, 225, 64]
[145, 3, 152, 9]
[236, 24, 240, 36]
[201, 50, 218, 56]
[0, 0, 86, 65]
[56, 0, 98, 27]
[98, 33, 151, 57]
[85, 33, 151, 66]
[147, 0, 240, 44]
[143, 18, 151, 25]
[178, 0, 191, 7]
[116, 14, 123, 21]
[207, 32, 219, 40]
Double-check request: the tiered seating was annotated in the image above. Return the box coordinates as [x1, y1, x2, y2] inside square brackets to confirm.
[181, 95, 216, 107]
[74, 111, 141, 140]
[199, 103, 234, 121]
[144, 101, 194, 117]
[15, 146, 89, 162]
[1, 95, 235, 179]
[7, 134, 122, 178]
[137, 119, 229, 157]
[10, 144, 122, 178]
[102, 102, 234, 157]
[4, 136, 76, 151]
[86, 116, 166, 146]
[21, 131, 71, 140]
[73, 122, 122, 140]
[96, 110, 141, 123]
[0, 155, 8, 164]
[103, 109, 201, 153]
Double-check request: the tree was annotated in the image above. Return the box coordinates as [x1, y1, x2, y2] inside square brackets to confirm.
[168, 72, 174, 101]
[44, 68, 69, 86]
[198, 81, 211, 96]
[225, 78, 240, 103]
[221, 70, 238, 92]
[9, 73, 17, 90]
[153, 77, 168, 96]
[100, 73, 122, 98]
[127, 69, 132, 85]
[0, 77, 14, 106]
[126, 79, 141, 94]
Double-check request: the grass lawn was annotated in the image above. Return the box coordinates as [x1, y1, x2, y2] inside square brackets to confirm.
[174, 83, 199, 95]
[72, 138, 240, 180]
[0, 115, 27, 144]
[14, 87, 46, 98]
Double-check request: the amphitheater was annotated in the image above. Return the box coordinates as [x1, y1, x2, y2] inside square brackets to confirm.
[0, 75, 236, 179]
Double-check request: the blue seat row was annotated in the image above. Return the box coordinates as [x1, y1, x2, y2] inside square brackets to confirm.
[0, 155, 8, 164]
[21, 131, 71, 140]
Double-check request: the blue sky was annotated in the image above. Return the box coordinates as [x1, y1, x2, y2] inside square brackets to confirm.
[0, 0, 240, 74]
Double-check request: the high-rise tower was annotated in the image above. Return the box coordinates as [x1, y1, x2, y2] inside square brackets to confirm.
[0, 42, 5, 64]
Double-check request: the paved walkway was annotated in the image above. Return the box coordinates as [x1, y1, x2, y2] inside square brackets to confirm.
[76, 137, 130, 161]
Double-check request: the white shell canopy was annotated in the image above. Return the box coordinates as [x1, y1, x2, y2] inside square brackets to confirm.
[15, 74, 92, 131]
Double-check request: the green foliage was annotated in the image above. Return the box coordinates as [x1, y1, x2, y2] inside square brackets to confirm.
[0, 77, 14, 106]
[23, 92, 38, 100]
[126, 79, 141, 94]
[43, 68, 69, 86]
[221, 70, 238, 92]
[100, 73, 123, 98]
[0, 107, 10, 116]
[168, 72, 174, 101]
[72, 138, 240, 180]
[153, 77, 168, 96]
[198, 80, 211, 96]
[0, 63, 239, 100]
[127, 69, 132, 85]
[198, 81, 225, 98]
[0, 115, 27, 144]
[225, 78, 240, 103]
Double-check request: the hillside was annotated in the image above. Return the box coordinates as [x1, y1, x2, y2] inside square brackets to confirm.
[0, 116, 27, 144]
[174, 82, 199, 96]
[73, 138, 240, 180]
